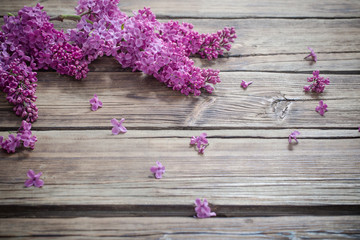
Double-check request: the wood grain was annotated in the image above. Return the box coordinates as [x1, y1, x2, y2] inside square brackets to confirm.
[1, 0, 360, 18]
[1, 216, 360, 239]
[0, 130, 359, 212]
[1, 72, 359, 129]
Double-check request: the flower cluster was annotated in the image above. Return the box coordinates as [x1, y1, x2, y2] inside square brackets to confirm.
[194, 198, 216, 218]
[0, 4, 88, 122]
[159, 21, 236, 60]
[190, 133, 209, 154]
[304, 70, 330, 93]
[0, 120, 37, 153]
[68, 0, 235, 96]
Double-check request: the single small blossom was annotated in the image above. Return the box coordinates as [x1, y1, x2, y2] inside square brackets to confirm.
[304, 47, 317, 62]
[89, 94, 103, 111]
[315, 100, 328, 116]
[194, 198, 216, 218]
[288, 131, 300, 144]
[190, 133, 209, 154]
[111, 118, 127, 135]
[241, 80, 253, 89]
[24, 169, 44, 188]
[150, 161, 165, 179]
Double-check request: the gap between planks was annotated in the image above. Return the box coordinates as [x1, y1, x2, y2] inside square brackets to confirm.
[0, 204, 360, 218]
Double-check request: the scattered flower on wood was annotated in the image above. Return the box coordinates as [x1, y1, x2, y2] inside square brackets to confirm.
[0, 120, 37, 153]
[316, 100, 328, 116]
[89, 94, 103, 111]
[111, 118, 127, 135]
[288, 131, 300, 144]
[241, 80, 253, 89]
[304, 70, 330, 93]
[24, 169, 44, 188]
[190, 133, 209, 154]
[194, 198, 216, 218]
[150, 161, 165, 179]
[304, 47, 317, 62]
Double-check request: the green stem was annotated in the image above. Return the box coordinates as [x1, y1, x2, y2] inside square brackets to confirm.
[7, 12, 15, 16]
[49, 14, 93, 24]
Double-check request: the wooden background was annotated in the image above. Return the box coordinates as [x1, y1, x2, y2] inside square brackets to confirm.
[1, 0, 360, 238]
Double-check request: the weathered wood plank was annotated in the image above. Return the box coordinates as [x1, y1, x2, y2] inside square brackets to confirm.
[1, 0, 360, 18]
[2, 18, 360, 56]
[1, 72, 359, 129]
[0, 130, 359, 211]
[1, 216, 360, 239]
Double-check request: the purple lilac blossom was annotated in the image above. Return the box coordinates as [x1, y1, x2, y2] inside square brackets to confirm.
[0, 4, 88, 122]
[241, 80, 253, 89]
[111, 118, 127, 135]
[315, 100, 328, 116]
[24, 169, 44, 188]
[190, 133, 209, 154]
[304, 70, 330, 93]
[194, 198, 216, 218]
[0, 120, 37, 153]
[69, 0, 235, 96]
[150, 161, 165, 179]
[89, 94, 103, 111]
[288, 131, 300, 143]
[304, 47, 317, 62]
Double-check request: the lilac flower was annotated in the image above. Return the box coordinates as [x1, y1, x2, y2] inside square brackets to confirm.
[316, 100, 328, 116]
[24, 169, 44, 188]
[241, 80, 253, 89]
[89, 94, 103, 111]
[190, 133, 209, 154]
[194, 198, 216, 218]
[304, 47, 317, 62]
[150, 161, 165, 179]
[288, 131, 300, 144]
[111, 118, 127, 135]
[304, 70, 330, 93]
[0, 121, 37, 153]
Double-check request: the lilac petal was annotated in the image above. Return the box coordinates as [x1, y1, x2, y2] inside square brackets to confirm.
[155, 171, 163, 179]
[293, 131, 300, 135]
[91, 105, 98, 111]
[111, 118, 119, 127]
[150, 166, 158, 173]
[89, 98, 96, 104]
[156, 161, 162, 168]
[27, 169, 35, 178]
[119, 118, 125, 124]
[24, 179, 34, 187]
[98, 101, 103, 107]
[34, 172, 42, 178]
[112, 126, 120, 135]
[119, 125, 127, 133]
[34, 178, 44, 187]
[288, 136, 292, 143]
[195, 198, 202, 206]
